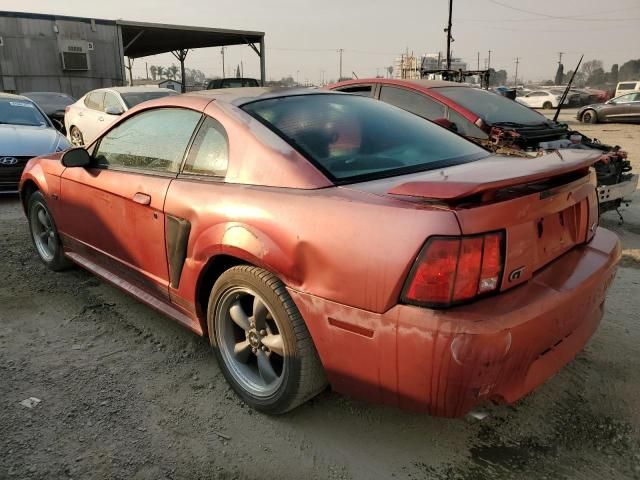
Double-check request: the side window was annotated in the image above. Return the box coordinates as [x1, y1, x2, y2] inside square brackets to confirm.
[183, 117, 229, 177]
[447, 109, 488, 139]
[336, 85, 373, 97]
[84, 92, 104, 110]
[103, 92, 122, 112]
[93, 108, 202, 173]
[379, 86, 446, 120]
[616, 94, 635, 103]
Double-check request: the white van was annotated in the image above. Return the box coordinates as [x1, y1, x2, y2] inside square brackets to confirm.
[615, 81, 640, 97]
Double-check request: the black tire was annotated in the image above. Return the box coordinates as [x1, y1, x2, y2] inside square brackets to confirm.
[542, 101, 553, 110]
[208, 265, 327, 414]
[581, 109, 598, 124]
[27, 191, 72, 271]
[69, 126, 84, 146]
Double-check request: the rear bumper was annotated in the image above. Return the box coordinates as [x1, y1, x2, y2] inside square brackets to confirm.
[289, 227, 621, 417]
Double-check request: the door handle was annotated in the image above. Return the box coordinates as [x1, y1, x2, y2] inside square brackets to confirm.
[78, 112, 84, 116]
[98, 117, 104, 121]
[132, 193, 151, 205]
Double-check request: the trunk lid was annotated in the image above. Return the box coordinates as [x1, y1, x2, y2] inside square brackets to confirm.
[347, 150, 601, 292]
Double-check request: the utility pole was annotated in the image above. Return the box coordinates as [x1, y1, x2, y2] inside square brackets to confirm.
[296, 70, 300, 85]
[337, 48, 344, 80]
[514, 57, 520, 86]
[477, 51, 480, 70]
[445, 0, 453, 70]
[145, 62, 149, 79]
[488, 50, 492, 70]
[221, 47, 226, 78]
[241, 60, 244, 78]
[126, 57, 134, 85]
[321, 70, 325, 85]
[558, 52, 564, 65]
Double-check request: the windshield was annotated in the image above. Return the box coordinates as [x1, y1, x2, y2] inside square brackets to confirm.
[242, 94, 488, 182]
[0, 98, 49, 126]
[121, 91, 178, 108]
[435, 87, 548, 126]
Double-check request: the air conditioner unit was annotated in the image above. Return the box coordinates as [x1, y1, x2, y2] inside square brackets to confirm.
[59, 39, 90, 71]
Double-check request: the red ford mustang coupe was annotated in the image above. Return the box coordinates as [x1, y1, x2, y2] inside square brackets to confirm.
[20, 88, 620, 416]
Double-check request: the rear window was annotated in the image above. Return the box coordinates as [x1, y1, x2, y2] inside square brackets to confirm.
[618, 82, 638, 90]
[120, 91, 178, 108]
[241, 94, 488, 183]
[436, 87, 547, 125]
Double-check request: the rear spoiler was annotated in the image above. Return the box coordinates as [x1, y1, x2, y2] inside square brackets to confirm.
[388, 150, 602, 201]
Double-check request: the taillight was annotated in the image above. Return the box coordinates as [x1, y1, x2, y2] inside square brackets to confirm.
[402, 232, 505, 308]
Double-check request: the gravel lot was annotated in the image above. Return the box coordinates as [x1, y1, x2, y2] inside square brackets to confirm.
[1, 116, 640, 480]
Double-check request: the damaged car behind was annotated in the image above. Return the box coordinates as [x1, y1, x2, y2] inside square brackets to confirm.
[20, 89, 620, 417]
[329, 79, 637, 214]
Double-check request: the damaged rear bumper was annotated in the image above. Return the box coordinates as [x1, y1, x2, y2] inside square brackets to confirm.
[289, 228, 621, 417]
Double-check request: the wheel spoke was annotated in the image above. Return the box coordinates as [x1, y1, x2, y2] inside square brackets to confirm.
[38, 231, 49, 241]
[261, 334, 284, 357]
[47, 236, 55, 253]
[252, 296, 268, 327]
[229, 301, 251, 331]
[256, 349, 278, 384]
[233, 340, 252, 363]
[37, 209, 50, 229]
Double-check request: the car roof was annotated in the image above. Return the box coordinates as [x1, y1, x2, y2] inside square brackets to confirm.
[186, 87, 337, 106]
[0, 92, 32, 101]
[333, 78, 465, 89]
[89, 86, 177, 94]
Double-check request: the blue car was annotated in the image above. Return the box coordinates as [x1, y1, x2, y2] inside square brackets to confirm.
[0, 93, 71, 193]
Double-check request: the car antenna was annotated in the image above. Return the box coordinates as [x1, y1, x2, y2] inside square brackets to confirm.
[553, 54, 583, 123]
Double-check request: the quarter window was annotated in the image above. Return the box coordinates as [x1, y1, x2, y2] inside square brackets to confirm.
[379, 86, 446, 119]
[93, 108, 201, 173]
[183, 117, 229, 177]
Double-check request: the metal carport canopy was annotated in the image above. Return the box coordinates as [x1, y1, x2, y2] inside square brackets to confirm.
[117, 20, 266, 88]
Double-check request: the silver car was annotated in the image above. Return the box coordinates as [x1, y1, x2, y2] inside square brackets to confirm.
[0, 93, 70, 193]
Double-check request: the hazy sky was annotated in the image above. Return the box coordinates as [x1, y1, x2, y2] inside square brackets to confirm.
[4, 0, 640, 83]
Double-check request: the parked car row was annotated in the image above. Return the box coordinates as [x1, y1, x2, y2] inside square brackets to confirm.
[18, 87, 622, 416]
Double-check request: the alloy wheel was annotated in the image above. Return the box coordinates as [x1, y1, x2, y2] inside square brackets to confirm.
[30, 203, 57, 262]
[215, 287, 287, 397]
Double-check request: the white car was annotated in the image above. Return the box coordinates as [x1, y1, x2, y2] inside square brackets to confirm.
[64, 87, 178, 146]
[515, 90, 570, 109]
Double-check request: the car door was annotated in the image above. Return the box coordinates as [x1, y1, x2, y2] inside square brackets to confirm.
[602, 93, 635, 122]
[80, 91, 106, 145]
[627, 93, 640, 122]
[57, 107, 203, 300]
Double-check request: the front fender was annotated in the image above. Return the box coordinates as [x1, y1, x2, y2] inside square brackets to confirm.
[19, 154, 65, 216]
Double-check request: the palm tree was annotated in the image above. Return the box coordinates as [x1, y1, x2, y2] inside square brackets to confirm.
[150, 65, 157, 80]
[168, 64, 179, 80]
[156, 66, 165, 79]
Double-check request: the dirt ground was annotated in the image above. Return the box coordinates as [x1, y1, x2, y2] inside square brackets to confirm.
[1, 115, 640, 480]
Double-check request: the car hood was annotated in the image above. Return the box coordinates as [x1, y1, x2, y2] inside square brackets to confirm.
[0, 124, 64, 156]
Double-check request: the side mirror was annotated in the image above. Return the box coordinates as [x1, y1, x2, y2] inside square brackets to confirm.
[104, 106, 124, 115]
[61, 147, 91, 167]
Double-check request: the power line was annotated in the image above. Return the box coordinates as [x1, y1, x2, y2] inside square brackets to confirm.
[486, 0, 640, 22]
